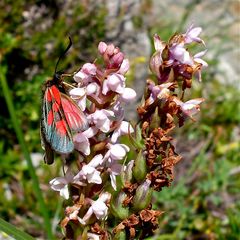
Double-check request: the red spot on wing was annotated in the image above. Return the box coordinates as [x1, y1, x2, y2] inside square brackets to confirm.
[46, 89, 52, 102]
[50, 85, 61, 104]
[52, 102, 60, 112]
[56, 120, 68, 135]
[47, 110, 54, 125]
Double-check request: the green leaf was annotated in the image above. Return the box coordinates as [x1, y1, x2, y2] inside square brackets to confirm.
[0, 218, 35, 240]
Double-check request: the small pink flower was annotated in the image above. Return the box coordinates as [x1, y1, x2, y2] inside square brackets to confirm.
[49, 168, 74, 199]
[74, 63, 97, 84]
[194, 50, 208, 67]
[80, 192, 111, 224]
[184, 24, 205, 45]
[106, 43, 115, 56]
[69, 87, 86, 111]
[98, 42, 107, 55]
[107, 163, 122, 190]
[74, 154, 103, 184]
[193, 50, 208, 81]
[110, 52, 124, 68]
[111, 121, 134, 143]
[118, 59, 130, 75]
[119, 87, 137, 103]
[74, 127, 98, 155]
[170, 43, 194, 66]
[153, 34, 165, 52]
[86, 82, 100, 95]
[88, 109, 114, 133]
[148, 82, 173, 103]
[103, 143, 130, 164]
[102, 73, 126, 95]
[173, 97, 205, 120]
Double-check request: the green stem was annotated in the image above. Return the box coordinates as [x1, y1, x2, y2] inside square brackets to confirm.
[0, 62, 54, 239]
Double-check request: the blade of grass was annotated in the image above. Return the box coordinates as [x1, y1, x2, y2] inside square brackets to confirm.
[0, 62, 54, 239]
[0, 218, 35, 240]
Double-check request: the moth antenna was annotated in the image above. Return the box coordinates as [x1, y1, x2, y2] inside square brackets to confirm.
[54, 36, 72, 74]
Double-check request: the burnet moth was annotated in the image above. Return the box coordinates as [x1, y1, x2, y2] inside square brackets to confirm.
[40, 37, 88, 164]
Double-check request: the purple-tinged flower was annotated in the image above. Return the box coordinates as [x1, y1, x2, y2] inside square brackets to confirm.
[103, 143, 130, 164]
[148, 82, 174, 103]
[149, 34, 165, 77]
[173, 97, 205, 120]
[86, 82, 100, 95]
[153, 34, 165, 52]
[74, 127, 98, 155]
[170, 43, 194, 66]
[102, 73, 126, 95]
[88, 109, 114, 133]
[74, 63, 97, 84]
[184, 24, 205, 45]
[118, 59, 130, 75]
[194, 50, 208, 67]
[80, 192, 111, 225]
[111, 100, 124, 121]
[107, 163, 122, 190]
[119, 87, 137, 103]
[69, 87, 86, 111]
[193, 50, 208, 81]
[49, 168, 74, 199]
[98, 42, 107, 55]
[110, 52, 124, 68]
[74, 154, 103, 184]
[111, 121, 134, 143]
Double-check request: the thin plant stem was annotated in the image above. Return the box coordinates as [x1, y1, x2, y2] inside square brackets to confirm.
[0, 62, 54, 240]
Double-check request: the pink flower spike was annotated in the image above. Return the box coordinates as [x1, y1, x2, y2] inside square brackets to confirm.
[111, 121, 134, 143]
[49, 168, 74, 199]
[98, 41, 107, 55]
[120, 87, 137, 103]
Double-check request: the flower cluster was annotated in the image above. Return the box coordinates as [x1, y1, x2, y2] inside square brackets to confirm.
[47, 24, 207, 239]
[49, 41, 136, 239]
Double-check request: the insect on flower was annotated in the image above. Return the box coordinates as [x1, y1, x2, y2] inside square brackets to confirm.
[40, 37, 88, 164]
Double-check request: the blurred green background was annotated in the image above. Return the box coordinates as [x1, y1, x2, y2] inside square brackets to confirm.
[0, 0, 239, 239]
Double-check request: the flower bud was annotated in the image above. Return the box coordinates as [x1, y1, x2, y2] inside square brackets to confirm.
[132, 180, 152, 211]
[121, 160, 134, 183]
[110, 192, 130, 220]
[149, 107, 161, 131]
[133, 150, 147, 182]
